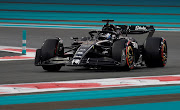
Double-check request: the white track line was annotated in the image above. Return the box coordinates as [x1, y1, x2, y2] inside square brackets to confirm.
[0, 75, 180, 95]
[0, 46, 36, 61]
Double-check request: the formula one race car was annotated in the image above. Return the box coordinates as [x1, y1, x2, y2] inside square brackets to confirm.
[35, 20, 167, 71]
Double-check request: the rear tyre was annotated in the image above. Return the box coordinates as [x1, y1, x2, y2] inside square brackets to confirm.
[42, 65, 61, 72]
[144, 37, 167, 67]
[112, 39, 134, 70]
[34, 49, 41, 65]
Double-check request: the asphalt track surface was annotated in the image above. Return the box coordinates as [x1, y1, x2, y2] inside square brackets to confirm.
[0, 27, 180, 84]
[0, 27, 180, 110]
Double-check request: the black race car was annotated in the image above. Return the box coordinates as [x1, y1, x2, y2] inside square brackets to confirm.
[35, 20, 167, 71]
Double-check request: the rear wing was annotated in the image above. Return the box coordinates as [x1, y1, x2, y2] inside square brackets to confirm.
[117, 25, 155, 37]
[102, 20, 114, 25]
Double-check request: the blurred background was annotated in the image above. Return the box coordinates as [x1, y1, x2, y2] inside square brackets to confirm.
[0, 0, 179, 28]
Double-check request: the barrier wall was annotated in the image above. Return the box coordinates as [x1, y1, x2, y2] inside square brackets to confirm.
[0, 0, 179, 28]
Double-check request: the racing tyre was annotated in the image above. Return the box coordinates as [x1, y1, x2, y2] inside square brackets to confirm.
[34, 49, 41, 65]
[144, 37, 167, 67]
[112, 39, 134, 70]
[41, 39, 58, 61]
[42, 65, 61, 72]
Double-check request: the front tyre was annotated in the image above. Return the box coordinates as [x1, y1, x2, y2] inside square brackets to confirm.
[34, 49, 41, 65]
[41, 39, 59, 61]
[112, 39, 134, 70]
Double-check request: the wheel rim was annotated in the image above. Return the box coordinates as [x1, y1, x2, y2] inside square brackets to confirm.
[126, 45, 134, 69]
[161, 40, 167, 66]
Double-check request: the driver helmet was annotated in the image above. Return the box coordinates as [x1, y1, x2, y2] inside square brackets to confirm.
[99, 33, 111, 40]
